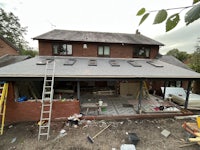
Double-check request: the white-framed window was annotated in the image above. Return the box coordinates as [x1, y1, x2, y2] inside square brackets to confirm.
[98, 46, 110, 57]
[52, 43, 72, 55]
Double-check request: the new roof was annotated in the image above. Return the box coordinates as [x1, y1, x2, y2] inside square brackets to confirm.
[0, 56, 199, 80]
[33, 29, 164, 46]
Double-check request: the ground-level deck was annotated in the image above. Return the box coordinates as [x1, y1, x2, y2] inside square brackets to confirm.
[79, 93, 193, 120]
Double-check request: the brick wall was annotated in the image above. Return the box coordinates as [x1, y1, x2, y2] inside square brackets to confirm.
[38, 40, 159, 59]
[5, 83, 80, 123]
[150, 46, 159, 59]
[111, 44, 133, 58]
[38, 41, 52, 56]
[0, 39, 19, 56]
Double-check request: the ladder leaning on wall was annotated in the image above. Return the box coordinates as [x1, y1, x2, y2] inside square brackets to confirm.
[136, 81, 150, 100]
[0, 82, 9, 135]
[38, 60, 55, 140]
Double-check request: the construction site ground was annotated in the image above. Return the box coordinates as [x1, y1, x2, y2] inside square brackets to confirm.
[0, 117, 200, 150]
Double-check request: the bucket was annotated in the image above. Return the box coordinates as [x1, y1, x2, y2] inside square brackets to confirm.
[120, 144, 136, 150]
[196, 116, 200, 128]
[101, 107, 107, 112]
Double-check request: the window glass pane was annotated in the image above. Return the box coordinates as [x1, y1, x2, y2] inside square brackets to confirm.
[145, 49, 150, 57]
[67, 44, 72, 55]
[60, 44, 67, 55]
[176, 81, 181, 87]
[98, 46, 103, 55]
[138, 47, 145, 56]
[104, 46, 110, 55]
[53, 44, 58, 54]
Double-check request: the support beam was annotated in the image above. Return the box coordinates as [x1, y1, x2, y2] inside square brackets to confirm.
[77, 81, 80, 100]
[163, 81, 167, 100]
[184, 81, 192, 109]
[138, 80, 143, 114]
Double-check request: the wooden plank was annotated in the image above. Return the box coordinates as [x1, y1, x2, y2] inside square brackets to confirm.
[179, 143, 197, 148]
[189, 137, 200, 142]
[175, 115, 199, 120]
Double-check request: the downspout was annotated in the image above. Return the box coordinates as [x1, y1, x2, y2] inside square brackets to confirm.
[184, 80, 192, 109]
[77, 81, 80, 100]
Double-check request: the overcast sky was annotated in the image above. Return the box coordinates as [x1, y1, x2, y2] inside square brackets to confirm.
[0, 0, 199, 54]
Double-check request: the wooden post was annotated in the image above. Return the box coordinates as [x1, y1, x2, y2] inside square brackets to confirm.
[138, 80, 143, 114]
[77, 81, 80, 100]
[184, 80, 192, 109]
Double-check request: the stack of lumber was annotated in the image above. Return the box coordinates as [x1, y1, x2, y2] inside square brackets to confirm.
[182, 122, 200, 145]
[93, 90, 115, 95]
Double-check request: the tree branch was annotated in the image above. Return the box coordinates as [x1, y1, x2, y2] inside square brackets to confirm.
[148, 5, 193, 13]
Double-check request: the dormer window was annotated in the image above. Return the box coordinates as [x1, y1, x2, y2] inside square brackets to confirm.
[98, 46, 110, 57]
[134, 47, 150, 58]
[52, 43, 72, 56]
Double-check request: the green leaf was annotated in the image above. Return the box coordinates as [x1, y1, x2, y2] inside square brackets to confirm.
[139, 13, 149, 25]
[185, 3, 200, 25]
[193, 0, 200, 4]
[136, 8, 146, 16]
[153, 9, 168, 24]
[166, 13, 180, 32]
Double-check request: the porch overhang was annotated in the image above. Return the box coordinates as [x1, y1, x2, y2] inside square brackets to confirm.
[0, 56, 200, 80]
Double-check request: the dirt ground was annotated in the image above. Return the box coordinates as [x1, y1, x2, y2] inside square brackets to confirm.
[0, 117, 200, 150]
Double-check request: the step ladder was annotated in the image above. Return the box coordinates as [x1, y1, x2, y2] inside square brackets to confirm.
[38, 60, 55, 140]
[136, 81, 150, 100]
[0, 82, 9, 135]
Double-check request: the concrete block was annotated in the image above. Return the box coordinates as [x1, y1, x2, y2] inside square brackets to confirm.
[120, 144, 136, 150]
[161, 129, 171, 138]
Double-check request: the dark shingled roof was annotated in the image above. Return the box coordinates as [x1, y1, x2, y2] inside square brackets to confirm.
[0, 54, 31, 68]
[159, 55, 192, 71]
[33, 29, 164, 46]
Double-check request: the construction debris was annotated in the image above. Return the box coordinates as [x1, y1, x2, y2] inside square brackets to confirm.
[120, 144, 136, 150]
[66, 114, 82, 127]
[126, 133, 140, 145]
[174, 115, 199, 120]
[10, 137, 17, 143]
[52, 129, 67, 142]
[161, 129, 171, 138]
[182, 120, 200, 146]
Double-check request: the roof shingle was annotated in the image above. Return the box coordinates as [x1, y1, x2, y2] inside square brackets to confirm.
[33, 29, 164, 46]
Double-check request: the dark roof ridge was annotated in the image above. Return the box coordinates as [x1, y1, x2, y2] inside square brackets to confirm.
[33, 29, 164, 46]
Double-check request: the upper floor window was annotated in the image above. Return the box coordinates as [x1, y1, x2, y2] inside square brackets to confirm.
[98, 46, 110, 57]
[52, 43, 72, 55]
[134, 47, 150, 58]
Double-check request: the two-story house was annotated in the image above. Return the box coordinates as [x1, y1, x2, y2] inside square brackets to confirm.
[35, 29, 162, 59]
[0, 29, 200, 123]
[33, 29, 164, 97]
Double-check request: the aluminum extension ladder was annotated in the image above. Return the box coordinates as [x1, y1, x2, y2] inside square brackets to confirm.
[0, 82, 9, 135]
[38, 60, 55, 140]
